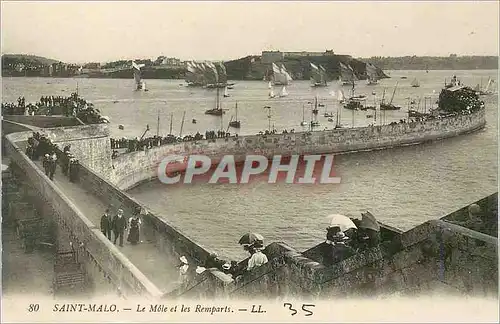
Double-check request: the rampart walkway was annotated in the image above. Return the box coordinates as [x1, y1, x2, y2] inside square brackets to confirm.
[19, 142, 180, 294]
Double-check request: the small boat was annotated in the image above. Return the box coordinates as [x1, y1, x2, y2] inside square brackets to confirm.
[400, 76, 408, 79]
[192, 119, 197, 124]
[205, 87, 225, 115]
[379, 83, 401, 110]
[411, 78, 420, 88]
[118, 124, 124, 130]
[205, 109, 225, 116]
[227, 86, 234, 90]
[100, 116, 110, 123]
[133, 61, 147, 91]
[380, 103, 401, 110]
[344, 100, 363, 110]
[228, 102, 241, 128]
[327, 118, 334, 122]
[324, 112, 334, 118]
[408, 110, 428, 118]
[229, 120, 240, 128]
[310, 121, 320, 127]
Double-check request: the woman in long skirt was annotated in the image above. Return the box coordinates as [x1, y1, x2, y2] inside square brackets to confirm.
[127, 215, 141, 245]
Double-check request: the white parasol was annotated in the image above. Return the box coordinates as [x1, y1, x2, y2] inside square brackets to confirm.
[326, 214, 357, 232]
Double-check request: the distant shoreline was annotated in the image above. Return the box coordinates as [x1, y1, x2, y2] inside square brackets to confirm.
[1, 68, 498, 81]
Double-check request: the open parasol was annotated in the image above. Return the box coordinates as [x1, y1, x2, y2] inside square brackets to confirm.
[326, 214, 357, 232]
[238, 233, 264, 246]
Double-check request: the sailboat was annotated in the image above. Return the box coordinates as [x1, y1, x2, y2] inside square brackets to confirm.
[380, 82, 401, 110]
[271, 63, 292, 86]
[185, 62, 203, 87]
[223, 86, 230, 97]
[279, 85, 288, 97]
[366, 63, 379, 85]
[323, 94, 334, 117]
[344, 78, 366, 110]
[310, 102, 320, 127]
[310, 63, 328, 87]
[339, 62, 358, 86]
[475, 77, 495, 95]
[269, 86, 276, 98]
[206, 62, 235, 88]
[132, 61, 147, 91]
[229, 102, 241, 128]
[205, 84, 226, 116]
[411, 78, 420, 88]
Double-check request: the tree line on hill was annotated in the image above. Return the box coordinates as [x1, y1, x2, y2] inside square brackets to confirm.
[363, 55, 498, 70]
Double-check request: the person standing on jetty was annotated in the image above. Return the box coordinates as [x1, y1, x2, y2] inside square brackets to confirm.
[112, 209, 127, 247]
[127, 213, 141, 245]
[48, 152, 57, 180]
[100, 208, 113, 240]
[43, 154, 50, 175]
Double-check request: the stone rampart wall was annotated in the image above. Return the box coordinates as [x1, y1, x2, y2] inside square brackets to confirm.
[111, 109, 485, 190]
[4, 132, 162, 299]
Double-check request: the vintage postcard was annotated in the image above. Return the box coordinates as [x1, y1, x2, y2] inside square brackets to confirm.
[1, 1, 498, 323]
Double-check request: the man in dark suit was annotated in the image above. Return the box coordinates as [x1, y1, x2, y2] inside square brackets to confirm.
[113, 209, 127, 247]
[100, 208, 112, 240]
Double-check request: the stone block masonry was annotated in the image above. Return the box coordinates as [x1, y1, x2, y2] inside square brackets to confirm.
[110, 108, 485, 191]
[4, 132, 163, 298]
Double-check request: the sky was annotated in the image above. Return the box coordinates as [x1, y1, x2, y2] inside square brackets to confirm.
[1, 1, 499, 63]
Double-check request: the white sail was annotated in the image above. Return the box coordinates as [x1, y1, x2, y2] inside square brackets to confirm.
[311, 63, 327, 86]
[411, 78, 420, 87]
[281, 65, 293, 83]
[224, 87, 229, 97]
[268, 81, 272, 89]
[269, 88, 275, 98]
[484, 77, 493, 92]
[271, 63, 288, 85]
[366, 63, 378, 79]
[132, 61, 145, 89]
[279, 85, 288, 97]
[337, 89, 345, 102]
[339, 62, 358, 83]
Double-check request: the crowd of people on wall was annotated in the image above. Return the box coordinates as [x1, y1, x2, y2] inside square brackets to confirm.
[167, 212, 385, 292]
[2, 92, 107, 125]
[109, 127, 302, 159]
[25, 132, 80, 182]
[109, 129, 233, 157]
